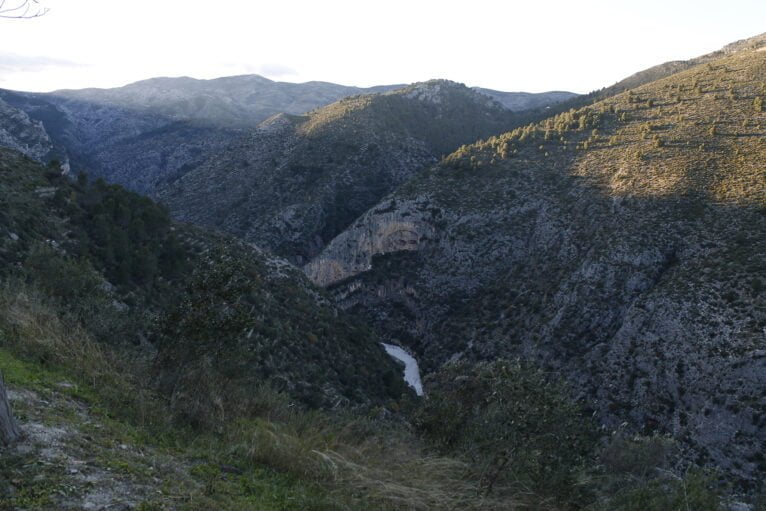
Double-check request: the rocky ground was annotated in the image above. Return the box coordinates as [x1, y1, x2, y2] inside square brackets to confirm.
[1, 382, 199, 510]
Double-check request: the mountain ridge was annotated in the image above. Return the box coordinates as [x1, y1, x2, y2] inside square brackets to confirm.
[0, 75, 576, 196]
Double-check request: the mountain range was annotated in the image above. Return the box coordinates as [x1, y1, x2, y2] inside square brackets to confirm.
[1, 32, 765, 508]
[0, 75, 574, 195]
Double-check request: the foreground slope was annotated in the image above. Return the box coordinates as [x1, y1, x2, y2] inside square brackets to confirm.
[306, 44, 766, 485]
[158, 81, 521, 264]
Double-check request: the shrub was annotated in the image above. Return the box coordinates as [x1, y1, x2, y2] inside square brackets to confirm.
[414, 360, 596, 504]
[600, 470, 722, 511]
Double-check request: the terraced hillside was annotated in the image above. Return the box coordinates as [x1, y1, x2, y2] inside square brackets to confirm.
[306, 44, 766, 486]
[158, 80, 521, 264]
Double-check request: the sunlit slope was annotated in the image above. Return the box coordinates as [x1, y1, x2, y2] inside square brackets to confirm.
[444, 47, 765, 205]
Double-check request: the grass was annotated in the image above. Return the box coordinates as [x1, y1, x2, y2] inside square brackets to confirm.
[0, 302, 343, 510]
[0, 282, 524, 510]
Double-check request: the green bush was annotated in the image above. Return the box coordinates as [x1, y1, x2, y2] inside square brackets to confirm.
[601, 470, 722, 511]
[414, 359, 596, 504]
[22, 243, 102, 302]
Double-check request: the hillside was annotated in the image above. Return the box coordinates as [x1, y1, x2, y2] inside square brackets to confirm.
[0, 87, 240, 195]
[158, 80, 523, 264]
[600, 32, 766, 99]
[305, 43, 766, 486]
[0, 148, 406, 411]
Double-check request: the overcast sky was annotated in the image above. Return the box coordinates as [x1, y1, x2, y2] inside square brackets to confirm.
[1, 0, 764, 93]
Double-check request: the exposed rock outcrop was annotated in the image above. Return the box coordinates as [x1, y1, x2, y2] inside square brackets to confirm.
[305, 197, 437, 286]
[0, 97, 55, 162]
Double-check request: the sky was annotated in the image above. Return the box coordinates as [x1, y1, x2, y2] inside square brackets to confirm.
[0, 0, 764, 94]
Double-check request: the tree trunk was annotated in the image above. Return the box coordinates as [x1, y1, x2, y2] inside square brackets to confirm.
[0, 371, 22, 445]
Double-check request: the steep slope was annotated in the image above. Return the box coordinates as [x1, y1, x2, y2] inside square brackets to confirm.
[306, 46, 766, 485]
[158, 80, 520, 264]
[0, 97, 65, 167]
[0, 147, 406, 411]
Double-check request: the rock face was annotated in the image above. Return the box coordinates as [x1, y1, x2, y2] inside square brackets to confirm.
[305, 197, 437, 286]
[0, 97, 56, 162]
[305, 47, 766, 485]
[158, 81, 521, 264]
